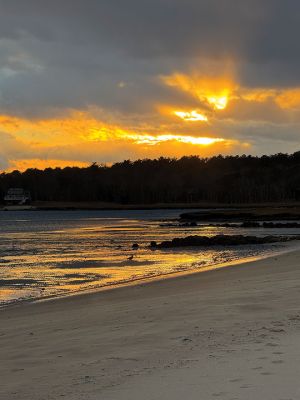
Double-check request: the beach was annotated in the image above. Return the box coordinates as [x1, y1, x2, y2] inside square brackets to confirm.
[1, 248, 300, 399]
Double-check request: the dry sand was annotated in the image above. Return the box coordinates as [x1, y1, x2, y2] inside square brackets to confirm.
[1, 249, 300, 399]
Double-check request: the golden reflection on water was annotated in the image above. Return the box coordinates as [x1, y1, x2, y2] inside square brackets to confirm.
[0, 288, 15, 301]
[0, 210, 291, 306]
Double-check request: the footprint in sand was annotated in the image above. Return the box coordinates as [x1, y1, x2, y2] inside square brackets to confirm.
[269, 328, 285, 333]
[252, 366, 263, 370]
[261, 372, 273, 376]
[271, 321, 285, 326]
[288, 314, 300, 321]
[229, 378, 243, 383]
[273, 351, 284, 355]
[272, 360, 284, 364]
[258, 333, 268, 338]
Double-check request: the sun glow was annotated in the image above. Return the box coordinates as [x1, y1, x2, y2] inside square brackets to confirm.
[174, 110, 208, 121]
[162, 73, 235, 111]
[128, 133, 224, 146]
[207, 96, 228, 110]
[0, 110, 248, 171]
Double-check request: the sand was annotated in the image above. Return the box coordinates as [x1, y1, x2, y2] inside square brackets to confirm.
[1, 249, 300, 399]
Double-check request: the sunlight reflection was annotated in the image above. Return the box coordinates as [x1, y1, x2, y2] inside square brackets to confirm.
[0, 210, 284, 306]
[174, 110, 208, 121]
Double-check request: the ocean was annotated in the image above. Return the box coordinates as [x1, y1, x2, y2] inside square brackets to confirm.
[0, 209, 299, 306]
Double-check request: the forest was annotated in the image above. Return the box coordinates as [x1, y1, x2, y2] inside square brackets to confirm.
[1, 152, 300, 204]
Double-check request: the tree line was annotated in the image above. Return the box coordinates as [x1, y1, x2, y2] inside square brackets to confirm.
[1, 152, 300, 204]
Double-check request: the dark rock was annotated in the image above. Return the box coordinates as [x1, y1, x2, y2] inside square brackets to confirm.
[180, 211, 300, 222]
[132, 243, 139, 249]
[241, 221, 261, 228]
[180, 221, 198, 227]
[263, 222, 300, 228]
[159, 223, 179, 227]
[159, 221, 198, 228]
[209, 223, 242, 228]
[152, 234, 299, 249]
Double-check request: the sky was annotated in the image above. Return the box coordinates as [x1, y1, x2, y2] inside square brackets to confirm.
[1, 0, 300, 171]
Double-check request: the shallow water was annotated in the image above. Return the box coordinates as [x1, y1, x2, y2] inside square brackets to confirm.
[0, 209, 299, 306]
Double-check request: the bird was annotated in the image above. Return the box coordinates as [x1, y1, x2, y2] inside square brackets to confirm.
[127, 254, 134, 260]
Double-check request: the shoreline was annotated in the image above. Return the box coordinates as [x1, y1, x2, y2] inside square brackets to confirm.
[2, 245, 300, 398]
[2, 201, 300, 211]
[2, 241, 299, 310]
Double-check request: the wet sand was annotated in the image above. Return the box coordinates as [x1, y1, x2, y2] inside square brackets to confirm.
[1, 249, 300, 399]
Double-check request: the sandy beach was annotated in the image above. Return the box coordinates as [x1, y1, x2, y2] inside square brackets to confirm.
[1, 249, 300, 399]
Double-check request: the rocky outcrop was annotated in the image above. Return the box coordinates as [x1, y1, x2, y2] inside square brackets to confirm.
[209, 221, 300, 229]
[150, 234, 298, 249]
[180, 210, 300, 222]
[211, 222, 261, 228]
[262, 222, 300, 228]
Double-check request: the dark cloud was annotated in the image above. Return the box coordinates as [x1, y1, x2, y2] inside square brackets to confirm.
[1, 0, 300, 115]
[1, 0, 296, 62]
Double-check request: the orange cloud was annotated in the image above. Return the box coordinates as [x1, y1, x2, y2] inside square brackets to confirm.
[161, 69, 300, 125]
[162, 72, 237, 111]
[133, 137, 249, 159]
[240, 88, 300, 110]
[239, 88, 277, 103]
[173, 110, 208, 122]
[0, 111, 228, 147]
[0, 110, 249, 171]
[126, 133, 225, 146]
[0, 112, 113, 145]
[275, 89, 300, 110]
[7, 159, 89, 172]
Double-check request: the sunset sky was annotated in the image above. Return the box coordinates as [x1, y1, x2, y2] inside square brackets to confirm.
[1, 0, 300, 171]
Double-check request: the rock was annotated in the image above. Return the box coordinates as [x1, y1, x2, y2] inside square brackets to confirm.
[180, 221, 198, 227]
[241, 221, 261, 228]
[132, 243, 139, 249]
[151, 234, 299, 249]
[263, 222, 300, 228]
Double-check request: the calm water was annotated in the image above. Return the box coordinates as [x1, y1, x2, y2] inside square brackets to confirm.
[0, 209, 299, 306]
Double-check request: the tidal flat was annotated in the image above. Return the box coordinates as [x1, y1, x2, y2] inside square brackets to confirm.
[1, 208, 300, 306]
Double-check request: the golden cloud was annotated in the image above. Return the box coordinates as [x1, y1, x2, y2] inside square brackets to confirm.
[162, 73, 237, 112]
[0, 110, 248, 171]
[0, 111, 228, 146]
[7, 159, 89, 172]
[161, 70, 300, 123]
[173, 110, 208, 122]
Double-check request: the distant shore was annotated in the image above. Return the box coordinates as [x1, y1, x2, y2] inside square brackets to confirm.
[1, 247, 300, 399]
[1, 200, 300, 212]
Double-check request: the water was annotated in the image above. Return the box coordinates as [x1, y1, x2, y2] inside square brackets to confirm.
[0, 209, 299, 306]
